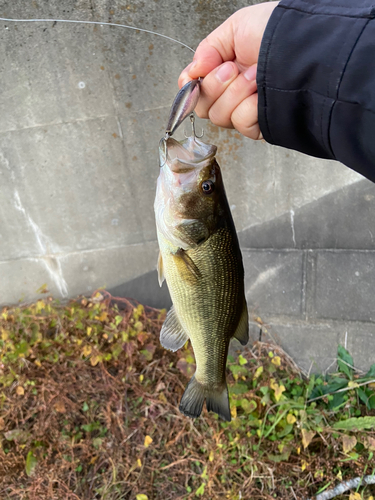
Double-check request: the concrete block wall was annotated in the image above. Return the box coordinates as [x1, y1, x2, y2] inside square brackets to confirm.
[243, 249, 375, 374]
[239, 178, 375, 373]
[0, 0, 374, 373]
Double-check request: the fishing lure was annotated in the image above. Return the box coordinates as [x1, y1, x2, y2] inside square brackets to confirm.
[165, 79, 201, 139]
[159, 79, 202, 166]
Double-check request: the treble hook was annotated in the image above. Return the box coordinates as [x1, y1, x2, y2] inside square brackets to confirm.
[184, 113, 204, 139]
[160, 114, 204, 168]
[159, 135, 169, 168]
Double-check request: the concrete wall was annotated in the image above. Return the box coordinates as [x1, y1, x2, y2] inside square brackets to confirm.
[1, 0, 374, 372]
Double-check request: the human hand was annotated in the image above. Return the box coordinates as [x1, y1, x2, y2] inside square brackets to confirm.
[178, 2, 279, 140]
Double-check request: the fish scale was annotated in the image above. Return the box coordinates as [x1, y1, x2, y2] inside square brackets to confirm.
[169, 229, 241, 385]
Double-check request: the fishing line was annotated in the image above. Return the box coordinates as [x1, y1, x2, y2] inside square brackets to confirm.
[0, 17, 196, 53]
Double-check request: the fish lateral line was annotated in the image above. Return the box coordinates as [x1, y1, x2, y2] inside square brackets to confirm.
[0, 17, 195, 53]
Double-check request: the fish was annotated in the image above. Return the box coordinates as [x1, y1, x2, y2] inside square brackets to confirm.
[154, 134, 249, 422]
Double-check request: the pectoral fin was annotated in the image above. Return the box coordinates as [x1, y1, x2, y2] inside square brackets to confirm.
[233, 298, 249, 346]
[173, 249, 201, 283]
[160, 306, 189, 352]
[157, 252, 165, 287]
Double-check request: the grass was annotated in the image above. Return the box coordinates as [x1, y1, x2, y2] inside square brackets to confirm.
[0, 291, 375, 499]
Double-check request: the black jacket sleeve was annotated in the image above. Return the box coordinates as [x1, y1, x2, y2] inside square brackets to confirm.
[257, 0, 375, 183]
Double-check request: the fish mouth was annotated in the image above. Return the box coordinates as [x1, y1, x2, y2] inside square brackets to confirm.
[159, 136, 217, 172]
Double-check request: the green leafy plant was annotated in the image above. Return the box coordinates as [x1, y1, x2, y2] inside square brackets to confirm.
[308, 345, 375, 412]
[0, 295, 374, 500]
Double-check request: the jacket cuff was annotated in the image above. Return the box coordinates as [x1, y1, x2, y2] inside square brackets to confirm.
[257, 0, 375, 161]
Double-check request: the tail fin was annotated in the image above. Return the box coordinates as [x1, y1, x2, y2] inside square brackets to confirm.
[206, 385, 231, 422]
[179, 376, 231, 422]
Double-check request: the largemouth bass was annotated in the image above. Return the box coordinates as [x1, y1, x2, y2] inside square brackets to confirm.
[154, 135, 248, 421]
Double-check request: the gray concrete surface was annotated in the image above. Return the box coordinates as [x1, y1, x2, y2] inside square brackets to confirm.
[0, 0, 374, 373]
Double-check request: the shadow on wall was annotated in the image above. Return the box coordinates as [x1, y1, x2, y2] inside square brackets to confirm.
[111, 179, 375, 311]
[108, 179, 375, 374]
[239, 179, 375, 250]
[109, 270, 172, 310]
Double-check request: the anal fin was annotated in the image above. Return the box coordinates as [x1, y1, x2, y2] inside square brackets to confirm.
[160, 306, 189, 352]
[233, 298, 249, 346]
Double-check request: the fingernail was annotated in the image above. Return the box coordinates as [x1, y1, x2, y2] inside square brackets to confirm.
[244, 65, 257, 82]
[215, 63, 235, 83]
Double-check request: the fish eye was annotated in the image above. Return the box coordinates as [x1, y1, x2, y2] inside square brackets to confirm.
[201, 180, 215, 195]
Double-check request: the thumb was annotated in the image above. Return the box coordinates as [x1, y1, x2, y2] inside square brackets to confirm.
[178, 19, 235, 86]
